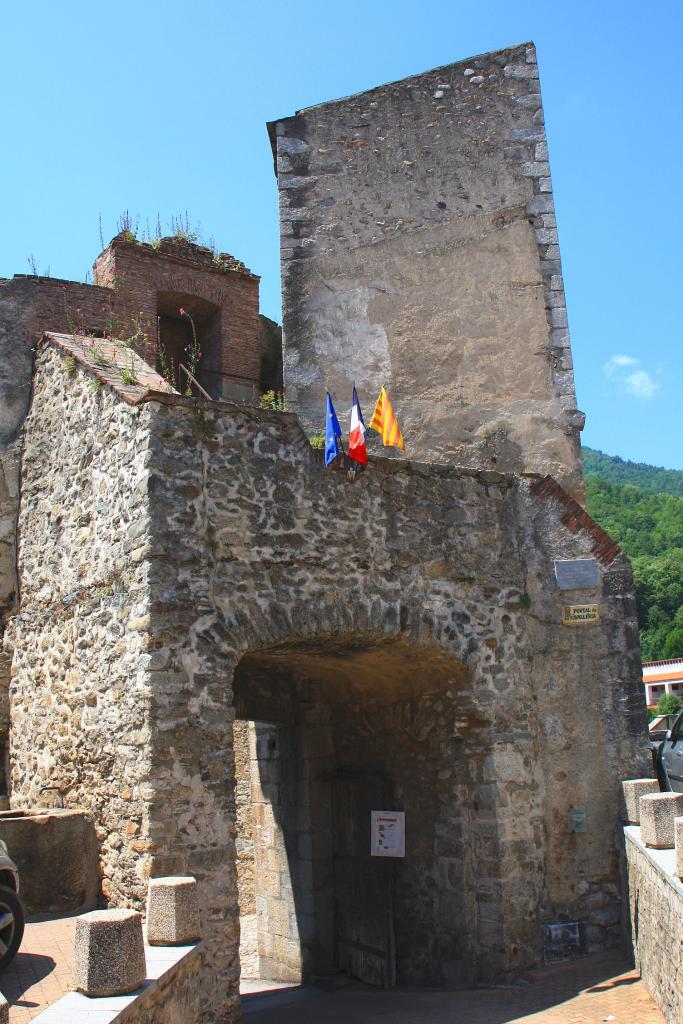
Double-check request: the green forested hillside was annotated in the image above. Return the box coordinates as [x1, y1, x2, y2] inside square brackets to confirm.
[582, 446, 683, 497]
[584, 475, 683, 660]
[585, 479, 683, 557]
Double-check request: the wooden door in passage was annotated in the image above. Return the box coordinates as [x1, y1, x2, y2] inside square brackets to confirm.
[332, 771, 396, 987]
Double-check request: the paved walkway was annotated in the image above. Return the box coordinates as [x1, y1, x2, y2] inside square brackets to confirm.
[0, 918, 666, 1024]
[243, 953, 665, 1023]
[0, 914, 78, 1023]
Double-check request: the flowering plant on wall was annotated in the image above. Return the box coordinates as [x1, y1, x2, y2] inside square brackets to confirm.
[179, 307, 202, 395]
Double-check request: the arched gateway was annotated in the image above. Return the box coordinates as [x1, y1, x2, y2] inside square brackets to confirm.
[7, 339, 648, 1022]
[233, 632, 514, 991]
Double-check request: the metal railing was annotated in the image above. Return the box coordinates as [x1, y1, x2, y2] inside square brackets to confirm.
[178, 363, 213, 401]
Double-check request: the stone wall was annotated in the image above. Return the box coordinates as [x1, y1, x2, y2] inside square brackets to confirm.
[114, 944, 201, 1024]
[0, 277, 114, 785]
[0, 808, 99, 915]
[6, 343, 156, 906]
[269, 42, 584, 495]
[0, 275, 113, 617]
[625, 827, 683, 1024]
[7, 340, 649, 1021]
[233, 719, 256, 915]
[0, 239, 279, 794]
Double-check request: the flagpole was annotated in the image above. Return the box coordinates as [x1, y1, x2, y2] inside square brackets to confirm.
[326, 387, 349, 470]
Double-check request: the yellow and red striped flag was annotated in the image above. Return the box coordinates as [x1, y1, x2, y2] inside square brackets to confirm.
[369, 386, 407, 453]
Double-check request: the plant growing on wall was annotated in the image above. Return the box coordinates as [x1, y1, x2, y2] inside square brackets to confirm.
[259, 390, 287, 412]
[91, 342, 109, 368]
[121, 311, 148, 352]
[116, 209, 139, 243]
[157, 343, 176, 391]
[179, 307, 201, 395]
[169, 211, 200, 244]
[120, 352, 138, 386]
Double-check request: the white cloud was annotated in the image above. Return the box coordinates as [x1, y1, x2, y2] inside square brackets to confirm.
[603, 354, 638, 377]
[602, 354, 660, 399]
[625, 370, 660, 399]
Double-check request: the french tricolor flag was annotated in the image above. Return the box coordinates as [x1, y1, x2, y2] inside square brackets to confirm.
[348, 386, 368, 464]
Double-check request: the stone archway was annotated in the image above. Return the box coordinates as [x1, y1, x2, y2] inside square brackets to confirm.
[142, 586, 547, 1022]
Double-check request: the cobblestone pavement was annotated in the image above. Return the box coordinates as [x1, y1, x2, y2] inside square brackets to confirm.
[243, 953, 665, 1023]
[0, 915, 77, 1023]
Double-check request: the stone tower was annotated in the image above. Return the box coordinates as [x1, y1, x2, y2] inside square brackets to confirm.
[268, 42, 584, 495]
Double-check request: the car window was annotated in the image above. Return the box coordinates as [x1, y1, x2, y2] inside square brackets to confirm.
[669, 711, 683, 742]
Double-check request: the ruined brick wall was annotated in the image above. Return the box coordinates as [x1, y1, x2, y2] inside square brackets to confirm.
[269, 42, 584, 494]
[8, 343, 648, 1020]
[259, 314, 284, 392]
[94, 236, 262, 402]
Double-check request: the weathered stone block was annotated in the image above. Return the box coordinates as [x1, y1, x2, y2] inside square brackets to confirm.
[622, 779, 659, 824]
[72, 908, 145, 996]
[0, 991, 7, 1024]
[676, 817, 683, 880]
[147, 876, 200, 946]
[640, 793, 683, 848]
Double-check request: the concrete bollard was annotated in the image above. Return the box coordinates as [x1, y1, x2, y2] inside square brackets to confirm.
[676, 817, 683, 880]
[640, 792, 683, 849]
[621, 778, 659, 824]
[72, 908, 146, 996]
[146, 876, 200, 946]
[0, 991, 8, 1024]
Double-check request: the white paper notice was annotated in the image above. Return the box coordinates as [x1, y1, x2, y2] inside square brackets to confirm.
[371, 810, 405, 858]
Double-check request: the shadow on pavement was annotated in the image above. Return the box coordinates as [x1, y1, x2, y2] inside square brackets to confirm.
[241, 953, 660, 1024]
[0, 951, 56, 1005]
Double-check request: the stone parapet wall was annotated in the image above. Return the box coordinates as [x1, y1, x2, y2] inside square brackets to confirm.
[625, 826, 683, 1024]
[269, 42, 584, 494]
[33, 942, 201, 1024]
[7, 342, 649, 1020]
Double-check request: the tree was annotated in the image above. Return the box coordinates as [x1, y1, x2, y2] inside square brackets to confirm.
[656, 693, 683, 716]
[662, 628, 683, 659]
[584, 461, 683, 662]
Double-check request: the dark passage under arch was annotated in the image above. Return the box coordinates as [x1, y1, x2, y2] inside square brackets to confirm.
[232, 633, 494, 990]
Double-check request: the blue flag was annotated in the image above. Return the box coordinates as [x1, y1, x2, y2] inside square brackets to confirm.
[325, 392, 342, 465]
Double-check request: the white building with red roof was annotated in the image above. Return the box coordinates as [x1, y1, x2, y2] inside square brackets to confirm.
[643, 658, 683, 707]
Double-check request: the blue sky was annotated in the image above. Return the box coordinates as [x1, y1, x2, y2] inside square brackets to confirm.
[2, 0, 681, 468]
